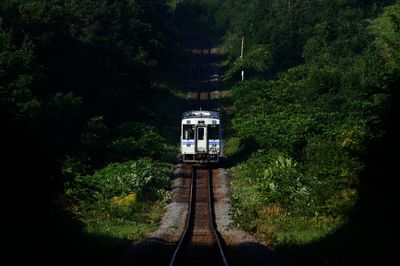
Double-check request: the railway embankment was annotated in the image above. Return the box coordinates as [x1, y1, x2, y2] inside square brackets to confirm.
[122, 163, 283, 266]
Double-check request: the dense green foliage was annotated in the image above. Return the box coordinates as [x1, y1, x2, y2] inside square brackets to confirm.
[65, 159, 171, 241]
[1, 0, 183, 264]
[1, 0, 180, 172]
[173, 0, 400, 255]
[67, 159, 171, 205]
[2, 0, 399, 265]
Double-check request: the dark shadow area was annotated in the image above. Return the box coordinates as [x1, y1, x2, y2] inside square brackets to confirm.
[3, 143, 132, 266]
[221, 137, 262, 168]
[173, 244, 227, 266]
[145, 35, 190, 153]
[1, 1, 189, 265]
[226, 242, 285, 266]
[173, 1, 231, 46]
[121, 237, 177, 266]
[275, 80, 400, 266]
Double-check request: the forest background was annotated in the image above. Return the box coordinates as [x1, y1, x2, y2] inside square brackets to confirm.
[1, 0, 399, 265]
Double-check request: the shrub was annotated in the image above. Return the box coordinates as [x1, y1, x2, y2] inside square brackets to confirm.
[108, 122, 170, 161]
[229, 147, 358, 241]
[66, 158, 172, 219]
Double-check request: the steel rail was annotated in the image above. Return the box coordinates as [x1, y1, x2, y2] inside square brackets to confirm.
[192, 39, 212, 111]
[207, 47, 211, 111]
[168, 166, 228, 266]
[207, 166, 229, 266]
[197, 46, 203, 110]
[168, 167, 195, 266]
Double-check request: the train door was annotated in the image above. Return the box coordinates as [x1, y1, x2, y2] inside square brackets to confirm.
[196, 126, 207, 153]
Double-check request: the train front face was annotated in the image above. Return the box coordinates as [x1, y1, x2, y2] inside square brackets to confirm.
[181, 111, 220, 163]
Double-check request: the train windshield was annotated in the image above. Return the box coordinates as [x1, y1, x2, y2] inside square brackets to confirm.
[198, 127, 204, 140]
[183, 125, 195, 139]
[208, 125, 219, 139]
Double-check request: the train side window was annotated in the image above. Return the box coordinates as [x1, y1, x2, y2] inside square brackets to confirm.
[198, 127, 204, 140]
[183, 125, 194, 139]
[208, 125, 219, 139]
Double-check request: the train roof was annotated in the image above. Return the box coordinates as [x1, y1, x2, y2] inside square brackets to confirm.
[182, 110, 220, 119]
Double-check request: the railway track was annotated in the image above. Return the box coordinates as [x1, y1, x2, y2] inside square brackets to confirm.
[187, 39, 219, 112]
[169, 165, 228, 266]
[169, 38, 227, 265]
[122, 36, 282, 266]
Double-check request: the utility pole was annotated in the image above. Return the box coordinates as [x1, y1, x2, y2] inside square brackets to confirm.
[240, 37, 244, 82]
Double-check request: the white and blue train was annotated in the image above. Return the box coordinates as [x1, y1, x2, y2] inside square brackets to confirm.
[180, 110, 221, 163]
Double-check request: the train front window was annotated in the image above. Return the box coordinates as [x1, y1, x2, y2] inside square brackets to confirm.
[208, 125, 219, 139]
[198, 127, 205, 140]
[183, 125, 194, 139]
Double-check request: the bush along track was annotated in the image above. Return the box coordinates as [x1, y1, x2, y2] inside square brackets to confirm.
[209, 0, 400, 257]
[65, 159, 172, 242]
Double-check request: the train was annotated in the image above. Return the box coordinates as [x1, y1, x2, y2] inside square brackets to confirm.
[180, 110, 221, 163]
